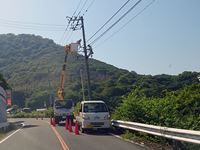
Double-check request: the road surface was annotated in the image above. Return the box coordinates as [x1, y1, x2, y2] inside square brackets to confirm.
[0, 118, 147, 150]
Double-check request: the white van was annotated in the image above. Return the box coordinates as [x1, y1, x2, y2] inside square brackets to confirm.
[76, 101, 110, 133]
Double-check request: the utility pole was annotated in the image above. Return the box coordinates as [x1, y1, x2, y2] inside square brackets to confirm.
[80, 69, 85, 101]
[67, 16, 93, 101]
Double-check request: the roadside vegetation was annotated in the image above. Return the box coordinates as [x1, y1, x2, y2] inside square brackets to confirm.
[9, 107, 53, 118]
[112, 84, 200, 149]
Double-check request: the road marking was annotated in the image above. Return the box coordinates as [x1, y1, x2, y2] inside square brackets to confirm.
[50, 124, 70, 150]
[0, 123, 25, 144]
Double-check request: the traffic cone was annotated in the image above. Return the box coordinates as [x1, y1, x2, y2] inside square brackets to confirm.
[65, 119, 69, 130]
[68, 119, 73, 132]
[50, 117, 53, 125]
[53, 118, 56, 127]
[75, 121, 79, 135]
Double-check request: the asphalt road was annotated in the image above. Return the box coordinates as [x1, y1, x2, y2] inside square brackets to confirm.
[0, 118, 63, 150]
[0, 118, 147, 150]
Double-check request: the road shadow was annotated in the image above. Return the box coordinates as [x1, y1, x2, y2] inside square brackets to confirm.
[83, 130, 112, 136]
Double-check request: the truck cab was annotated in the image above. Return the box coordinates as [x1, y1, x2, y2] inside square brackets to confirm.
[53, 99, 74, 124]
[76, 101, 110, 133]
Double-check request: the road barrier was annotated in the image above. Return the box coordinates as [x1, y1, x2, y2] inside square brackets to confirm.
[111, 120, 200, 144]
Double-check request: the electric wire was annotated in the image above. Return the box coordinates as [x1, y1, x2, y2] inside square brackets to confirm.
[63, 0, 89, 45]
[94, 0, 155, 48]
[82, 0, 96, 16]
[89, 0, 142, 45]
[76, 0, 89, 17]
[65, 30, 73, 43]
[0, 23, 64, 31]
[72, 0, 83, 17]
[59, 0, 82, 45]
[87, 0, 132, 42]
[0, 18, 65, 27]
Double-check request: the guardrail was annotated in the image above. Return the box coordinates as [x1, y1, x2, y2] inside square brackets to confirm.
[111, 120, 200, 144]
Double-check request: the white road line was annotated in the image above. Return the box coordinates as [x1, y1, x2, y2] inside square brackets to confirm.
[0, 123, 25, 144]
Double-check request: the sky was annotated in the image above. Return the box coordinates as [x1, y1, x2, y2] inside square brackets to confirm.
[0, 0, 199, 75]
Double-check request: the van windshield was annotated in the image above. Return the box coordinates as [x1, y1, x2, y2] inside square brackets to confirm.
[55, 100, 72, 109]
[83, 103, 108, 113]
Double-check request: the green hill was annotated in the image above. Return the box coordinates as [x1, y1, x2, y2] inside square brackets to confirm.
[0, 34, 137, 109]
[0, 73, 9, 89]
[0, 34, 199, 110]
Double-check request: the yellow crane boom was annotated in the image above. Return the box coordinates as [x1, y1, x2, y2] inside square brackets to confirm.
[57, 45, 70, 100]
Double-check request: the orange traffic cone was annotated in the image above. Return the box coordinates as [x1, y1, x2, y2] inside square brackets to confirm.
[75, 121, 79, 135]
[65, 119, 69, 130]
[50, 117, 53, 125]
[68, 119, 73, 132]
[53, 118, 56, 127]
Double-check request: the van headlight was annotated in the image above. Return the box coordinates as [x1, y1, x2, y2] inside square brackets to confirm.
[82, 115, 90, 120]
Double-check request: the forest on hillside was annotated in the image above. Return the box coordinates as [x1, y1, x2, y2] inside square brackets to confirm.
[0, 34, 199, 116]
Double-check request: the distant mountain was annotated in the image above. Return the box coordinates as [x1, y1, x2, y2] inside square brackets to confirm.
[0, 73, 9, 89]
[0, 34, 136, 109]
[0, 34, 199, 110]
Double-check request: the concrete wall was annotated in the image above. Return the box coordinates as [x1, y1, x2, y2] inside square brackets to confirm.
[0, 86, 7, 123]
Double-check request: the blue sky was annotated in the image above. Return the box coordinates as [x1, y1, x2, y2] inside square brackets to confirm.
[0, 0, 199, 75]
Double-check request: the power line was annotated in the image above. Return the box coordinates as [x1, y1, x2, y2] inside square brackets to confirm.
[62, 0, 88, 45]
[89, 0, 142, 45]
[65, 30, 74, 43]
[82, 0, 96, 16]
[72, 0, 83, 17]
[0, 23, 64, 31]
[59, 0, 82, 45]
[0, 18, 65, 27]
[76, 0, 89, 17]
[87, 0, 132, 42]
[94, 0, 155, 48]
